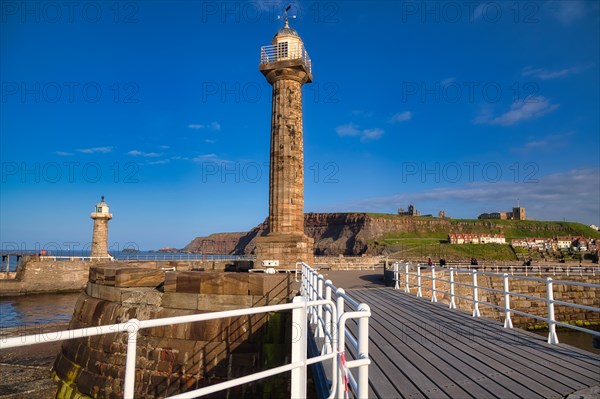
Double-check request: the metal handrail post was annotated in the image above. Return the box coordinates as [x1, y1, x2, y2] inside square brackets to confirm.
[336, 316, 346, 399]
[123, 319, 141, 399]
[472, 270, 481, 317]
[324, 281, 333, 354]
[357, 304, 371, 399]
[336, 288, 346, 323]
[316, 275, 324, 337]
[431, 266, 437, 302]
[503, 273, 513, 329]
[417, 266, 422, 297]
[335, 288, 346, 399]
[449, 268, 456, 309]
[393, 262, 399, 290]
[404, 263, 410, 293]
[311, 271, 318, 323]
[301, 263, 306, 297]
[546, 278, 559, 344]
[291, 297, 307, 398]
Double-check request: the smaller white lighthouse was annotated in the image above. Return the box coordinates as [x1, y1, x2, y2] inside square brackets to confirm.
[90, 196, 112, 259]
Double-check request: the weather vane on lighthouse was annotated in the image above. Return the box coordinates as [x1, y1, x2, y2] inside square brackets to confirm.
[278, 4, 296, 26]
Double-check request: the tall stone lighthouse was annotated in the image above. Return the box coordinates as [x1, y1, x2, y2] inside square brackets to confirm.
[255, 13, 314, 269]
[90, 196, 112, 258]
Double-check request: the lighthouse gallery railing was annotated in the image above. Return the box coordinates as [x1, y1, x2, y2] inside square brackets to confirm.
[260, 43, 312, 74]
[0, 263, 371, 399]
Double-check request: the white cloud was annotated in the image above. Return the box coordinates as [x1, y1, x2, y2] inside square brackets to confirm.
[361, 128, 384, 142]
[77, 147, 113, 154]
[205, 139, 217, 144]
[521, 65, 592, 80]
[128, 150, 161, 157]
[194, 153, 218, 160]
[55, 151, 73, 156]
[188, 121, 221, 131]
[390, 111, 412, 123]
[335, 123, 360, 137]
[474, 96, 559, 126]
[145, 159, 171, 165]
[511, 132, 574, 153]
[335, 123, 384, 141]
[191, 153, 232, 164]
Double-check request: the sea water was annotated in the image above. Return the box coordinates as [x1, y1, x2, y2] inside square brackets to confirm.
[0, 293, 80, 329]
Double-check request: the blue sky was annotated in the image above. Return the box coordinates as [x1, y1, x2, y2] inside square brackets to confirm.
[1, 0, 599, 251]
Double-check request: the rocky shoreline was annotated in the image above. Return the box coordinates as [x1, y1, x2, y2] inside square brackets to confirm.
[0, 323, 68, 398]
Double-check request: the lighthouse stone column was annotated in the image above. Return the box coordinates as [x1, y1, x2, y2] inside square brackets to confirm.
[255, 19, 314, 269]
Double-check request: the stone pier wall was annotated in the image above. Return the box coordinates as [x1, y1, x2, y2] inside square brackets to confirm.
[0, 258, 234, 297]
[390, 267, 600, 328]
[0, 260, 91, 296]
[53, 265, 296, 398]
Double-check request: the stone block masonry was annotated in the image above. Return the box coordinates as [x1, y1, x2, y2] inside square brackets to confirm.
[53, 265, 297, 398]
[0, 259, 91, 297]
[0, 258, 234, 297]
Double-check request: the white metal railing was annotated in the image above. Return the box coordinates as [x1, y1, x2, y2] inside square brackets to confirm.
[38, 255, 115, 261]
[431, 262, 599, 277]
[299, 262, 371, 398]
[0, 263, 370, 398]
[392, 262, 600, 345]
[260, 43, 312, 74]
[36, 254, 256, 262]
[116, 254, 255, 261]
[1, 298, 336, 398]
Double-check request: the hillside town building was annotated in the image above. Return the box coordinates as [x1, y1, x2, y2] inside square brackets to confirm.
[479, 206, 527, 220]
[448, 233, 506, 244]
[510, 236, 597, 251]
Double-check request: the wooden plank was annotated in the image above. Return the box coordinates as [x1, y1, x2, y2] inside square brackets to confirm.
[350, 291, 522, 399]
[374, 288, 600, 388]
[360, 289, 588, 394]
[349, 288, 600, 398]
[359, 293, 551, 398]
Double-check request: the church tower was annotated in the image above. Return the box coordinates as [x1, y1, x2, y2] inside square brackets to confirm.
[90, 196, 112, 258]
[255, 12, 314, 269]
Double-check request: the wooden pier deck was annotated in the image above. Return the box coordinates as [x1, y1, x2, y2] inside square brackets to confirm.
[344, 287, 600, 399]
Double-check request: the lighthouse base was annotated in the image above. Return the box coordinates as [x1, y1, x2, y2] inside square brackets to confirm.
[255, 233, 314, 270]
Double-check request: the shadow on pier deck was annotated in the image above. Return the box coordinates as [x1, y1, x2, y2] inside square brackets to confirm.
[342, 287, 599, 399]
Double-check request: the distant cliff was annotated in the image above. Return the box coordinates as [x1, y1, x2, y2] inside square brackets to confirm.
[183, 232, 246, 254]
[183, 213, 600, 256]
